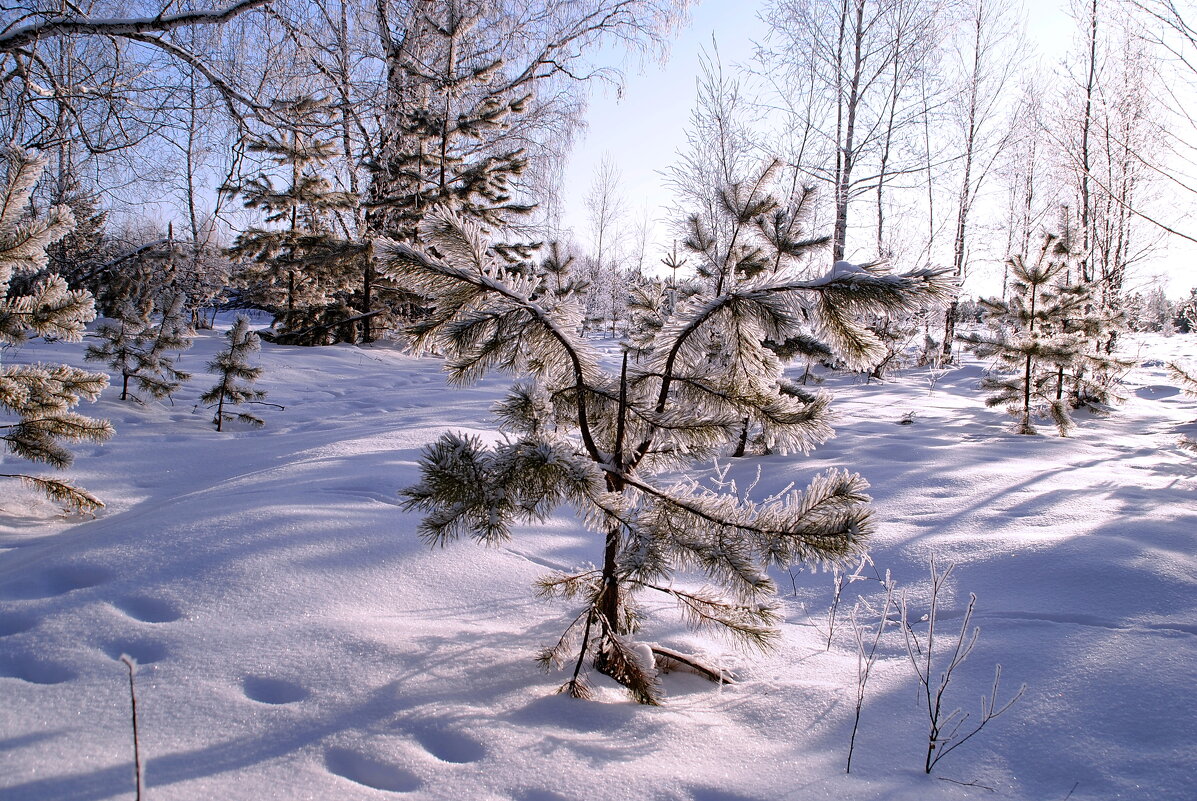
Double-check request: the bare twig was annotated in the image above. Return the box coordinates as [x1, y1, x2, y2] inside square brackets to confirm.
[846, 572, 895, 773]
[901, 558, 1025, 774]
[120, 655, 144, 801]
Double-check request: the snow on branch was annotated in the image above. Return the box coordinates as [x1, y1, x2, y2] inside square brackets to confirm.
[0, 0, 269, 53]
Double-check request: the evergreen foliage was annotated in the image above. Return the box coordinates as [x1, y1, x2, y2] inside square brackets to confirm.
[960, 234, 1127, 436]
[387, 167, 951, 704]
[225, 97, 365, 345]
[1169, 361, 1197, 453]
[44, 188, 112, 296]
[1, 148, 112, 512]
[365, 2, 535, 242]
[136, 294, 195, 400]
[201, 315, 267, 431]
[86, 299, 151, 401]
[538, 242, 588, 301]
[1174, 289, 1197, 334]
[85, 294, 194, 403]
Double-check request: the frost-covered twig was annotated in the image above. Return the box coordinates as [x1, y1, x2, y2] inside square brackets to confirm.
[846, 572, 895, 773]
[0, 0, 268, 52]
[901, 559, 1025, 774]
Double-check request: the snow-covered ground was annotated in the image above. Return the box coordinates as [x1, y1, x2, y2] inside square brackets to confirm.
[2, 320, 1195, 801]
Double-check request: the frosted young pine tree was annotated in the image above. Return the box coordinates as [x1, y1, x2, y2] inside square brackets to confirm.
[85, 293, 193, 403]
[135, 294, 194, 401]
[201, 316, 266, 432]
[86, 299, 151, 401]
[387, 170, 951, 704]
[960, 234, 1093, 435]
[1, 148, 112, 511]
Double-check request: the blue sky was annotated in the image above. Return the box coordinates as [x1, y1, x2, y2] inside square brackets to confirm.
[559, 0, 1195, 299]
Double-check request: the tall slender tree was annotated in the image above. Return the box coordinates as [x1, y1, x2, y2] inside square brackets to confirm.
[941, 0, 1022, 356]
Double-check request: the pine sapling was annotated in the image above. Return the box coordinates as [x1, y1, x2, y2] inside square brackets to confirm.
[960, 234, 1086, 435]
[387, 164, 951, 704]
[85, 299, 152, 401]
[201, 316, 270, 431]
[133, 294, 194, 402]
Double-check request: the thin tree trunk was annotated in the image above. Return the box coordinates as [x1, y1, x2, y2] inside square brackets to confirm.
[833, 0, 864, 265]
[1079, 0, 1098, 283]
[943, 8, 984, 357]
[733, 416, 750, 458]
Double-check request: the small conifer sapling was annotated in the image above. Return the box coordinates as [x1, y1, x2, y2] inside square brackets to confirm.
[85, 299, 150, 401]
[388, 163, 951, 704]
[961, 235, 1091, 435]
[201, 316, 269, 431]
[135, 294, 194, 402]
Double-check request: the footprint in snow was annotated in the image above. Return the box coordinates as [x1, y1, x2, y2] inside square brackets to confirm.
[324, 747, 421, 793]
[0, 654, 77, 684]
[411, 726, 486, 763]
[0, 564, 112, 600]
[0, 612, 37, 637]
[242, 675, 310, 704]
[114, 596, 182, 624]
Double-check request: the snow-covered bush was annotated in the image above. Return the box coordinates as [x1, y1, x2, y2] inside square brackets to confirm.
[387, 166, 950, 704]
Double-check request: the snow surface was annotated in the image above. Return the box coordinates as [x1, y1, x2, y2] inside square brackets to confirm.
[2, 319, 1196, 801]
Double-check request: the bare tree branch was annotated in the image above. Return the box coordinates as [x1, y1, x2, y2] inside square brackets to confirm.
[0, 0, 270, 53]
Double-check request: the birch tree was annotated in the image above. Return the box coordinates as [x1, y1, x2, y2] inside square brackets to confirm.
[760, 0, 944, 264]
[941, 0, 1022, 356]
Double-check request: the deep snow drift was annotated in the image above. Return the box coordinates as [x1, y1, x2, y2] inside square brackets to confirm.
[2, 320, 1195, 801]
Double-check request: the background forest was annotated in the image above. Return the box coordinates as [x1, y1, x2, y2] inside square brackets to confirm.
[5, 0, 1197, 346]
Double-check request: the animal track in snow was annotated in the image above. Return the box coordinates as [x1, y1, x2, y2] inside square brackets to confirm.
[1135, 384, 1181, 399]
[513, 791, 571, 801]
[411, 726, 486, 764]
[0, 612, 36, 637]
[242, 675, 309, 704]
[114, 596, 182, 623]
[0, 654, 77, 684]
[324, 747, 421, 792]
[0, 564, 112, 600]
